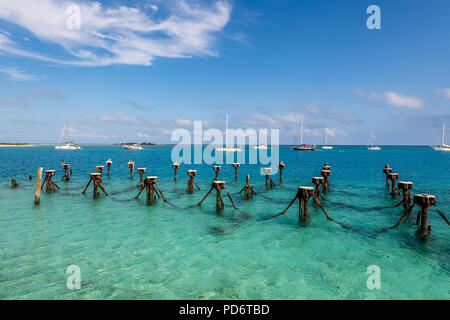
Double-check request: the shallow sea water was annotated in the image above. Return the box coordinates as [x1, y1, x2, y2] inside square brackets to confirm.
[0, 145, 448, 299]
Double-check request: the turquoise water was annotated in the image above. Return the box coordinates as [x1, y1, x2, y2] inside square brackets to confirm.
[0, 145, 449, 299]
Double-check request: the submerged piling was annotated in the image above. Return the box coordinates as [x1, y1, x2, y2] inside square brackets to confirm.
[382, 165, 392, 187]
[263, 168, 272, 188]
[321, 169, 331, 191]
[414, 194, 436, 237]
[128, 160, 135, 179]
[198, 180, 236, 210]
[43, 170, 58, 193]
[186, 170, 197, 193]
[62, 163, 71, 182]
[387, 173, 399, 195]
[34, 167, 43, 205]
[136, 168, 146, 187]
[96, 165, 104, 183]
[233, 163, 240, 180]
[240, 174, 255, 200]
[398, 181, 413, 208]
[213, 166, 221, 181]
[106, 159, 113, 176]
[172, 162, 179, 181]
[11, 179, 19, 188]
[82, 173, 108, 198]
[278, 161, 285, 182]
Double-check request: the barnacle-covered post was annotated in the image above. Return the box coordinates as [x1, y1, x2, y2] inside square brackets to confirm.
[312, 176, 324, 204]
[44, 170, 58, 193]
[82, 172, 108, 198]
[382, 165, 392, 187]
[96, 165, 104, 183]
[298, 187, 314, 222]
[398, 181, 413, 209]
[232, 163, 240, 180]
[172, 162, 179, 181]
[321, 170, 331, 192]
[263, 167, 272, 188]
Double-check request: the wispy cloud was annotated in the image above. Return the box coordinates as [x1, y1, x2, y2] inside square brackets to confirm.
[437, 88, 450, 99]
[0, 66, 38, 81]
[122, 100, 152, 111]
[0, 0, 232, 67]
[354, 89, 425, 109]
[0, 97, 29, 109]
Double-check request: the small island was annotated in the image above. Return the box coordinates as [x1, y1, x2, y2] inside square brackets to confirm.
[113, 142, 156, 146]
[0, 142, 32, 147]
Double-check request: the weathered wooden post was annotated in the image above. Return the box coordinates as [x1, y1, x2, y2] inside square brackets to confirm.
[382, 165, 392, 187]
[298, 186, 314, 222]
[213, 166, 221, 181]
[232, 163, 240, 180]
[11, 179, 19, 188]
[172, 162, 179, 181]
[241, 174, 251, 199]
[312, 176, 324, 205]
[106, 159, 113, 176]
[197, 180, 236, 210]
[96, 165, 104, 183]
[263, 167, 272, 188]
[186, 170, 197, 193]
[388, 172, 399, 195]
[43, 170, 58, 193]
[278, 161, 285, 182]
[34, 167, 43, 205]
[62, 163, 71, 182]
[135, 176, 167, 204]
[136, 168, 146, 188]
[321, 169, 331, 191]
[128, 160, 135, 178]
[82, 173, 108, 197]
[398, 181, 413, 209]
[322, 163, 331, 171]
[414, 194, 436, 237]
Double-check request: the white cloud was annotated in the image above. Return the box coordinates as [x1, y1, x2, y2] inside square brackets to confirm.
[0, 0, 232, 67]
[355, 89, 425, 109]
[384, 91, 425, 109]
[137, 132, 152, 139]
[0, 66, 38, 80]
[437, 88, 450, 99]
[174, 119, 193, 126]
[301, 103, 321, 114]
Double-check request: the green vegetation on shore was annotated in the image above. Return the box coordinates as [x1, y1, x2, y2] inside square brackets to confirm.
[0, 142, 30, 146]
[113, 142, 156, 146]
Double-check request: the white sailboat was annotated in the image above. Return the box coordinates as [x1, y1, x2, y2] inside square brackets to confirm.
[367, 132, 380, 151]
[215, 114, 242, 152]
[432, 123, 450, 151]
[123, 144, 143, 150]
[55, 125, 81, 150]
[322, 128, 333, 150]
[292, 121, 315, 151]
[253, 144, 269, 150]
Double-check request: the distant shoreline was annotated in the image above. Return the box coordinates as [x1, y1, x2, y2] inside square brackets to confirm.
[0, 143, 33, 147]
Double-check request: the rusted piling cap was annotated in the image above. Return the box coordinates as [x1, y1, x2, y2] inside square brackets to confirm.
[387, 172, 399, 180]
[90, 172, 101, 178]
[187, 169, 197, 176]
[233, 163, 240, 168]
[262, 167, 272, 175]
[213, 166, 221, 171]
[212, 180, 226, 189]
[398, 181, 413, 191]
[96, 165, 104, 170]
[278, 161, 285, 169]
[62, 163, 70, 169]
[145, 176, 158, 183]
[45, 170, 56, 176]
[414, 194, 436, 207]
[312, 177, 324, 185]
[298, 186, 314, 198]
[172, 162, 179, 169]
[137, 168, 146, 174]
[321, 170, 331, 177]
[106, 159, 113, 165]
[128, 160, 134, 167]
[382, 167, 392, 174]
[322, 165, 331, 171]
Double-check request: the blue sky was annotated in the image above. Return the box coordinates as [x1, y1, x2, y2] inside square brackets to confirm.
[0, 0, 449, 144]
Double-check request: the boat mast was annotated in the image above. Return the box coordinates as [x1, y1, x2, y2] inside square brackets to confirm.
[300, 121, 304, 145]
[442, 123, 445, 146]
[225, 114, 229, 146]
[371, 132, 374, 148]
[59, 125, 66, 145]
[324, 128, 328, 145]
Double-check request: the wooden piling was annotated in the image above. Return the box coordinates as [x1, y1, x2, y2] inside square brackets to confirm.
[387, 173, 399, 195]
[232, 163, 240, 180]
[321, 170, 331, 191]
[34, 167, 43, 205]
[398, 181, 413, 208]
[263, 168, 272, 188]
[62, 163, 71, 182]
[213, 166, 221, 181]
[128, 160, 135, 179]
[186, 170, 197, 193]
[82, 173, 108, 197]
[43, 170, 57, 193]
[106, 159, 112, 176]
[312, 176, 324, 204]
[298, 186, 314, 222]
[382, 165, 392, 187]
[172, 162, 179, 181]
[136, 168, 146, 187]
[278, 161, 285, 182]
[11, 179, 19, 188]
[96, 165, 104, 183]
[413, 194, 436, 237]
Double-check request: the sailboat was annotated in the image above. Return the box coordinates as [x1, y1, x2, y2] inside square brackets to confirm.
[432, 123, 450, 151]
[215, 114, 242, 152]
[367, 132, 380, 151]
[322, 128, 333, 150]
[123, 144, 143, 150]
[55, 125, 81, 150]
[292, 121, 315, 151]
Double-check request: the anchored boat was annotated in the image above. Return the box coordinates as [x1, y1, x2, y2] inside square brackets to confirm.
[292, 121, 315, 151]
[55, 125, 81, 150]
[432, 123, 450, 151]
